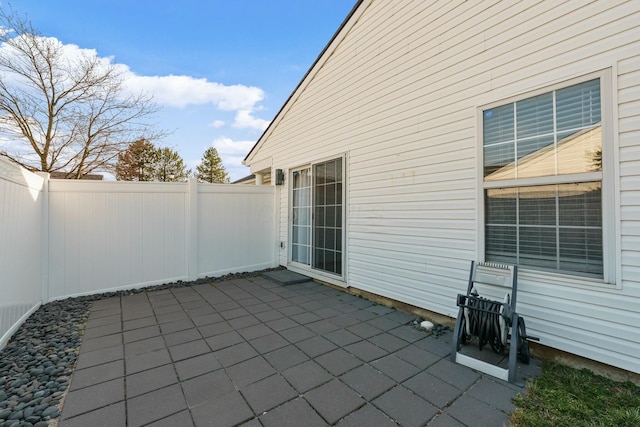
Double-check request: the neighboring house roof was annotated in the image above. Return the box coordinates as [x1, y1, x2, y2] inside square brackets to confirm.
[243, 0, 366, 165]
[232, 173, 272, 185]
[233, 174, 257, 184]
[50, 172, 104, 180]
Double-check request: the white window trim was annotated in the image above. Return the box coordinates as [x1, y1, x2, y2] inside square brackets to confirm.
[286, 153, 348, 286]
[476, 69, 619, 288]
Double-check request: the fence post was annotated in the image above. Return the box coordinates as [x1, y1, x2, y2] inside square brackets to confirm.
[37, 172, 50, 303]
[188, 178, 199, 281]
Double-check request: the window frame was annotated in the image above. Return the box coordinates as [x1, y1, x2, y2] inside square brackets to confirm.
[477, 70, 618, 287]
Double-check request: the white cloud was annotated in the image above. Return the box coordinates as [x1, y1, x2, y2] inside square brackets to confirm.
[233, 109, 270, 131]
[211, 136, 255, 181]
[1, 33, 270, 125]
[209, 120, 225, 128]
[125, 74, 265, 111]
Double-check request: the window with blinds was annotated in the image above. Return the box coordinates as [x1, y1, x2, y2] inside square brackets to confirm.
[482, 78, 604, 278]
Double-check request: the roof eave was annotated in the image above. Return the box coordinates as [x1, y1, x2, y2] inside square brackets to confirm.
[243, 0, 367, 165]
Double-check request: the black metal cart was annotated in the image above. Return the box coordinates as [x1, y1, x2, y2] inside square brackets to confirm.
[451, 261, 537, 384]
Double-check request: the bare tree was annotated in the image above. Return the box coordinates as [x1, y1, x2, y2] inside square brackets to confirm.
[0, 7, 163, 178]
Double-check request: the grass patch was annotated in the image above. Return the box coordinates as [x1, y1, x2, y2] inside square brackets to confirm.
[511, 361, 640, 427]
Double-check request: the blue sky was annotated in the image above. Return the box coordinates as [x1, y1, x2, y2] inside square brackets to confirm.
[8, 1, 356, 180]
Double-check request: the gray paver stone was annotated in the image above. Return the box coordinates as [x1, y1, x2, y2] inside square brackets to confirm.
[295, 335, 338, 358]
[126, 364, 177, 397]
[181, 370, 236, 407]
[427, 358, 481, 390]
[168, 339, 210, 361]
[174, 352, 222, 381]
[124, 336, 166, 358]
[198, 321, 234, 339]
[227, 356, 276, 387]
[69, 360, 124, 391]
[367, 333, 409, 352]
[372, 385, 438, 427]
[127, 384, 187, 427]
[282, 360, 332, 393]
[336, 403, 396, 427]
[344, 340, 388, 362]
[403, 371, 463, 408]
[315, 348, 363, 376]
[214, 342, 258, 367]
[145, 410, 194, 427]
[260, 398, 326, 427]
[61, 378, 124, 419]
[163, 328, 202, 347]
[125, 348, 171, 374]
[242, 374, 298, 414]
[249, 333, 290, 354]
[75, 344, 123, 370]
[324, 329, 362, 347]
[238, 323, 273, 341]
[228, 315, 260, 329]
[467, 377, 519, 413]
[427, 413, 466, 427]
[58, 401, 125, 427]
[370, 354, 421, 382]
[264, 345, 309, 371]
[79, 333, 122, 352]
[340, 364, 396, 401]
[446, 393, 511, 427]
[123, 325, 161, 343]
[304, 379, 365, 425]
[191, 390, 253, 427]
[393, 344, 441, 369]
[159, 319, 195, 335]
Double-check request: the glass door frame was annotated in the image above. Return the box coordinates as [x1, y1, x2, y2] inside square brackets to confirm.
[287, 155, 346, 281]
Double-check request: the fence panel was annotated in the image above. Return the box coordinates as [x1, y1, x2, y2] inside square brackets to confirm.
[47, 179, 276, 299]
[197, 184, 276, 277]
[0, 159, 44, 348]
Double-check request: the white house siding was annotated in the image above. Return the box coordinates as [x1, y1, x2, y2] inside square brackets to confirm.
[247, 1, 640, 373]
[0, 160, 44, 348]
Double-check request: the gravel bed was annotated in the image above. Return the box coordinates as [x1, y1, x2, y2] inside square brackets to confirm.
[0, 270, 274, 427]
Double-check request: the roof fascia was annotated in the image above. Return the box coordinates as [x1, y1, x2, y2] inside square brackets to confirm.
[243, 0, 370, 165]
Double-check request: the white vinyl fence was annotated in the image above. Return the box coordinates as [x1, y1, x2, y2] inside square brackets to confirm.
[1, 160, 276, 348]
[0, 159, 46, 348]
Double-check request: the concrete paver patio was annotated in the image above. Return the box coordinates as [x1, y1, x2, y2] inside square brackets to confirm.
[58, 274, 539, 427]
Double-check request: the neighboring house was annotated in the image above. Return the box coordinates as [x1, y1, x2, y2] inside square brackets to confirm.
[233, 173, 272, 185]
[243, 1, 640, 375]
[50, 172, 104, 180]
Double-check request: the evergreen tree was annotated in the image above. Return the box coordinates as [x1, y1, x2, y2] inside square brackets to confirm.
[154, 147, 191, 182]
[195, 147, 230, 183]
[115, 139, 158, 181]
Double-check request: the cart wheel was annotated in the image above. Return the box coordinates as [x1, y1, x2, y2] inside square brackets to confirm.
[517, 317, 530, 364]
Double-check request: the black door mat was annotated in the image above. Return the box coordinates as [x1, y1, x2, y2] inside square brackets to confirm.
[262, 269, 313, 286]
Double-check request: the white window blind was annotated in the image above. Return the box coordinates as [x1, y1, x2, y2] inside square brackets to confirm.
[483, 79, 603, 278]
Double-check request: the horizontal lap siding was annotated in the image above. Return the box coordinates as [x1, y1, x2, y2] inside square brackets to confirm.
[250, 1, 640, 372]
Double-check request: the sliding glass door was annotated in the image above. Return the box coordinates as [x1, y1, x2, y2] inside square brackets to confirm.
[291, 168, 311, 265]
[290, 157, 343, 276]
